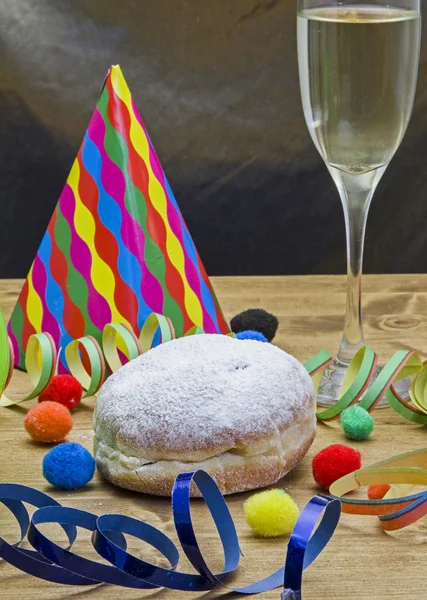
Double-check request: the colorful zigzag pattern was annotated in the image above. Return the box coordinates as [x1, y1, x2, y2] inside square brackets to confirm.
[8, 65, 228, 371]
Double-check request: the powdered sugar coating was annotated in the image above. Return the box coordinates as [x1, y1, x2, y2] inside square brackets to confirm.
[94, 334, 315, 462]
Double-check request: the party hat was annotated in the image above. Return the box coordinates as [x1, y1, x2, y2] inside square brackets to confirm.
[8, 65, 228, 371]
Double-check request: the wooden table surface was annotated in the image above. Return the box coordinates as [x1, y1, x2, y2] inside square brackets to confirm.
[1, 275, 427, 600]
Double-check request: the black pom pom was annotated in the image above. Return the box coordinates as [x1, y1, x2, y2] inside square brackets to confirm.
[230, 309, 278, 342]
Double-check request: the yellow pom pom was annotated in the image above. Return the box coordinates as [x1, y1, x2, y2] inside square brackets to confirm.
[243, 489, 300, 537]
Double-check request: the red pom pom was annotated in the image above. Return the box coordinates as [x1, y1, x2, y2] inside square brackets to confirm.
[39, 375, 83, 410]
[312, 444, 362, 489]
[368, 484, 391, 500]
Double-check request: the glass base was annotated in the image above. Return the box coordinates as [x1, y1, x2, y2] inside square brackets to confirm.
[317, 358, 393, 407]
[391, 376, 411, 401]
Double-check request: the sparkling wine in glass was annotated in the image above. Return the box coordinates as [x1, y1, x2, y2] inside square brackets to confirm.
[297, 1, 421, 405]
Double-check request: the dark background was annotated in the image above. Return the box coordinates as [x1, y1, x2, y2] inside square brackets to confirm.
[1, 0, 427, 278]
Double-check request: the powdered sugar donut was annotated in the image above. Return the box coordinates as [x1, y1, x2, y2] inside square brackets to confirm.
[93, 334, 316, 496]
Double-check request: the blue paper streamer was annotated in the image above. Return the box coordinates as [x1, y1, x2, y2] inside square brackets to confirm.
[0, 471, 340, 597]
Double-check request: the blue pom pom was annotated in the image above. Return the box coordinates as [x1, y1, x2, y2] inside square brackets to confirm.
[42, 442, 95, 490]
[235, 330, 268, 343]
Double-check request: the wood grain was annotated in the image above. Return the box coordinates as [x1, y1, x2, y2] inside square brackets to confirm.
[1, 275, 427, 600]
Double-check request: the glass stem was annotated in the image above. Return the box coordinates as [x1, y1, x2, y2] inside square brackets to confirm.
[337, 190, 371, 364]
[328, 166, 386, 366]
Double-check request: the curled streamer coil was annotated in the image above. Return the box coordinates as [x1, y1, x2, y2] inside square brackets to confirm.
[0, 312, 175, 406]
[0, 471, 339, 598]
[306, 347, 427, 424]
[1, 309, 427, 425]
[330, 448, 427, 531]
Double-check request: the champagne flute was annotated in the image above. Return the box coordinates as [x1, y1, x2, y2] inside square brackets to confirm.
[297, 0, 421, 405]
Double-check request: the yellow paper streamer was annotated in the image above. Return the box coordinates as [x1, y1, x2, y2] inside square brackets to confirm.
[0, 310, 177, 404]
[0, 333, 56, 407]
[65, 335, 105, 398]
[330, 448, 427, 530]
[2, 304, 427, 417]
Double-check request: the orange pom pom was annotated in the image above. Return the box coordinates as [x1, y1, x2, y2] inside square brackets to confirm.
[368, 484, 391, 500]
[24, 401, 72, 443]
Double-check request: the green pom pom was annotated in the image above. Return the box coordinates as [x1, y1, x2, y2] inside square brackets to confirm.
[340, 405, 374, 440]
